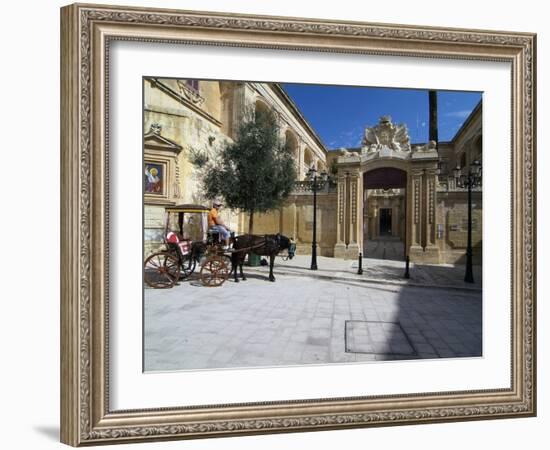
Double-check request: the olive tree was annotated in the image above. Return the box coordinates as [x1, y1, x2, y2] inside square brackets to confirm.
[193, 108, 297, 233]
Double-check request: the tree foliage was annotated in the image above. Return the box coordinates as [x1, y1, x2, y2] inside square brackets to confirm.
[195, 108, 297, 233]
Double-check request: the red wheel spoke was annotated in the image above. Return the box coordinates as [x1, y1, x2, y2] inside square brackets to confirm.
[148, 258, 160, 268]
[162, 272, 174, 282]
[144, 252, 180, 288]
[200, 256, 229, 287]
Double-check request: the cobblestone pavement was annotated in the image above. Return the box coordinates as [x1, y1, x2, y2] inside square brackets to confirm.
[144, 270, 482, 372]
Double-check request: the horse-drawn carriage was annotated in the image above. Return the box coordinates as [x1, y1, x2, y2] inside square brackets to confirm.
[143, 204, 231, 288]
[143, 204, 296, 289]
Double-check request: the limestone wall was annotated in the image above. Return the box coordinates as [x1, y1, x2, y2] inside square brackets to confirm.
[250, 192, 337, 257]
[143, 79, 238, 256]
[436, 191, 482, 264]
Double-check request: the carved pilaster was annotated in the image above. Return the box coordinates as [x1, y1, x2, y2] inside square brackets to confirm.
[422, 168, 439, 262]
[427, 173, 436, 245]
[409, 171, 423, 248]
[174, 159, 182, 198]
[347, 172, 362, 255]
[338, 176, 346, 231]
[334, 173, 348, 258]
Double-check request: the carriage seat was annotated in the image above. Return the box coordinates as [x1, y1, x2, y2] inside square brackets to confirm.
[206, 229, 222, 245]
[166, 231, 191, 256]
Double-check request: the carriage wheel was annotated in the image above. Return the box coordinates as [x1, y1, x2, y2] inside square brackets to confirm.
[144, 252, 181, 288]
[200, 256, 230, 287]
[180, 254, 197, 279]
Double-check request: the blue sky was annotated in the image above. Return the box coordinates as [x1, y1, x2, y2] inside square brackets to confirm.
[282, 84, 482, 149]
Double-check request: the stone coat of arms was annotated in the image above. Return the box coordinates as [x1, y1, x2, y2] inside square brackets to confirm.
[362, 115, 411, 154]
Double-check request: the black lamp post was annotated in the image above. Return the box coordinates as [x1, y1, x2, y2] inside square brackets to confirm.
[453, 160, 482, 283]
[306, 166, 328, 270]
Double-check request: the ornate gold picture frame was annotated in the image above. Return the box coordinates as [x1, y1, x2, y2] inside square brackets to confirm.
[60, 3, 536, 446]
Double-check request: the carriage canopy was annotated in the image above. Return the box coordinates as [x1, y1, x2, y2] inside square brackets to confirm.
[164, 204, 210, 214]
[164, 204, 210, 242]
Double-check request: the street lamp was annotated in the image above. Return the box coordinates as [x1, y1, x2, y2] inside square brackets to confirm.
[454, 159, 482, 283]
[306, 166, 328, 270]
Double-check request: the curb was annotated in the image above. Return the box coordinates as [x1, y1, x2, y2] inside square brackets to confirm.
[244, 267, 482, 293]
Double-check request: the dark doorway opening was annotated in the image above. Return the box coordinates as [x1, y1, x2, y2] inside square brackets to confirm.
[363, 167, 407, 189]
[379, 208, 392, 235]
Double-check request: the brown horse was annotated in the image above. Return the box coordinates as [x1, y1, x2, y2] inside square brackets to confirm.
[230, 234, 295, 282]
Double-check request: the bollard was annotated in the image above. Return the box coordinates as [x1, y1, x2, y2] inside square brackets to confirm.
[357, 252, 363, 275]
[404, 256, 410, 279]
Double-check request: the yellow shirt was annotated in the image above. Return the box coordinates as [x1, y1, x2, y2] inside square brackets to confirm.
[208, 208, 218, 228]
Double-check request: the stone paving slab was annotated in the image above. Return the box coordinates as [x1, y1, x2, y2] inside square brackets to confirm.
[345, 321, 417, 356]
[144, 271, 482, 372]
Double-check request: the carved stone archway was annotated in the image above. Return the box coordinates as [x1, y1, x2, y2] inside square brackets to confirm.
[333, 116, 440, 263]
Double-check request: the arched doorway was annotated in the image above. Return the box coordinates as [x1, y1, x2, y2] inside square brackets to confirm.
[363, 167, 407, 260]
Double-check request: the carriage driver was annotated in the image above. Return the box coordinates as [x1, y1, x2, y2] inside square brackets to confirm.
[208, 200, 231, 248]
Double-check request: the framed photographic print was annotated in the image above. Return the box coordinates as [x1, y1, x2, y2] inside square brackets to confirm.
[60, 3, 536, 446]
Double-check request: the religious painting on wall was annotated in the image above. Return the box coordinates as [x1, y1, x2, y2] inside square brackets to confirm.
[144, 162, 164, 195]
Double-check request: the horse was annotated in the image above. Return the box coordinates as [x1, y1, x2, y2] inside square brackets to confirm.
[230, 233, 295, 282]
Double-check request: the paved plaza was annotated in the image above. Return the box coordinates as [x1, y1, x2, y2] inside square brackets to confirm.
[251, 251, 482, 291]
[144, 255, 482, 372]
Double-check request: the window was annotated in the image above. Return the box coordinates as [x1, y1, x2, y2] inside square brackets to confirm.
[186, 79, 199, 91]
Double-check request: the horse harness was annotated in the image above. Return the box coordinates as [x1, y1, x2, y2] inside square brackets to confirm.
[230, 235, 283, 255]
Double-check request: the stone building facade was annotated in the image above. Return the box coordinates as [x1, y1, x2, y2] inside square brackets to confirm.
[143, 78, 327, 255]
[143, 78, 481, 265]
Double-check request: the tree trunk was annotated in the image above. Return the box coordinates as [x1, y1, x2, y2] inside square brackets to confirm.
[248, 211, 254, 234]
